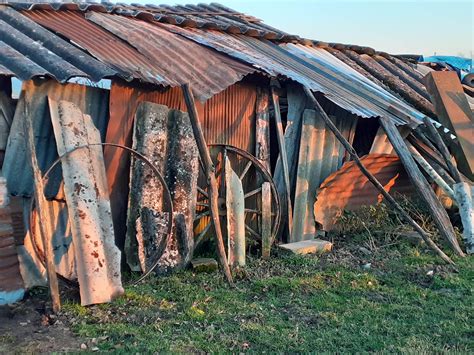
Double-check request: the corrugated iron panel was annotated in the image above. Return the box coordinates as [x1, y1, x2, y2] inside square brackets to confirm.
[0, 5, 115, 82]
[85, 12, 255, 101]
[314, 154, 415, 230]
[161, 25, 423, 126]
[23, 10, 158, 84]
[104, 81, 256, 253]
[2, 79, 110, 198]
[10, 1, 297, 40]
[281, 44, 426, 124]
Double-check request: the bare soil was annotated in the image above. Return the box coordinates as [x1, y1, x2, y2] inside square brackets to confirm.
[0, 294, 85, 353]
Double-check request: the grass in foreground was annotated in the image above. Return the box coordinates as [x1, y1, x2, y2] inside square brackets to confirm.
[62, 239, 473, 353]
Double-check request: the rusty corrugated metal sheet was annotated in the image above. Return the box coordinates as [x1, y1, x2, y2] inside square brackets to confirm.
[10, 1, 297, 41]
[104, 81, 256, 252]
[85, 12, 255, 101]
[0, 5, 115, 82]
[161, 25, 423, 126]
[314, 154, 415, 231]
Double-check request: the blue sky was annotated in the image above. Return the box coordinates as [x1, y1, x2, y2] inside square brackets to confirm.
[131, 0, 473, 57]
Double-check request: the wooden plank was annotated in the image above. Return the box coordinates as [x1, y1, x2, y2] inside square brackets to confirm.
[424, 71, 474, 180]
[271, 86, 293, 237]
[181, 84, 233, 285]
[379, 116, 464, 256]
[24, 100, 60, 312]
[49, 99, 124, 306]
[255, 87, 271, 171]
[225, 157, 245, 267]
[261, 182, 272, 259]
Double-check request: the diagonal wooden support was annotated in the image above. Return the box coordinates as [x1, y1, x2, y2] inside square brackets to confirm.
[303, 86, 454, 264]
[181, 84, 233, 285]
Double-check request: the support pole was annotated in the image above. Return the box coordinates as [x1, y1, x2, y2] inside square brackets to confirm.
[303, 86, 454, 264]
[181, 84, 233, 285]
[24, 105, 61, 312]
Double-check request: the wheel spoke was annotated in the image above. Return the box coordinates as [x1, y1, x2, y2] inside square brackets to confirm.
[197, 186, 208, 198]
[239, 160, 253, 181]
[244, 187, 262, 199]
[195, 222, 211, 247]
[196, 210, 210, 220]
[245, 208, 261, 215]
[245, 224, 260, 238]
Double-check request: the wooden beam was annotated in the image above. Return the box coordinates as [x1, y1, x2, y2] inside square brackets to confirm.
[424, 71, 474, 180]
[379, 116, 464, 256]
[271, 86, 293, 238]
[261, 182, 272, 259]
[303, 86, 454, 264]
[24, 101, 61, 312]
[255, 87, 271, 171]
[181, 84, 233, 285]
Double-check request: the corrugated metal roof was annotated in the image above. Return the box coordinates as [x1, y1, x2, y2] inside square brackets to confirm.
[8, 1, 297, 41]
[86, 12, 256, 101]
[0, 5, 116, 82]
[20, 9, 256, 101]
[160, 25, 423, 125]
[314, 154, 416, 231]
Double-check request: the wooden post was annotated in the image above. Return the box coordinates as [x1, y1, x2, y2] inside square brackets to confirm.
[255, 87, 271, 171]
[303, 86, 454, 264]
[181, 84, 233, 285]
[225, 157, 245, 267]
[379, 116, 464, 257]
[23, 104, 61, 312]
[271, 86, 293, 238]
[261, 182, 272, 259]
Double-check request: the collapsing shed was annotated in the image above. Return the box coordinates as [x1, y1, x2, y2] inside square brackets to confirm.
[0, 2, 471, 305]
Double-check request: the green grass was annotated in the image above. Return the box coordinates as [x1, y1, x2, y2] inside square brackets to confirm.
[62, 243, 473, 353]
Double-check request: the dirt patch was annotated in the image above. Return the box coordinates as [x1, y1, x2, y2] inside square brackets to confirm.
[0, 295, 85, 353]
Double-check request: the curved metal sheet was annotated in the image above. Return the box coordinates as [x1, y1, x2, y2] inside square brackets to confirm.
[314, 154, 416, 231]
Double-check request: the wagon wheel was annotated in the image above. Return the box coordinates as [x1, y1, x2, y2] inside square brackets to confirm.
[194, 144, 281, 253]
[29, 143, 173, 285]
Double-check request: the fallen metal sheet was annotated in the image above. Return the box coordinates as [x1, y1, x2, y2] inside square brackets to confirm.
[0, 6, 115, 82]
[314, 154, 416, 231]
[126, 102, 198, 273]
[0, 90, 15, 150]
[85, 12, 256, 101]
[292, 109, 356, 241]
[225, 156, 245, 267]
[162, 24, 422, 125]
[2, 80, 109, 198]
[49, 99, 123, 306]
[10, 2, 296, 41]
